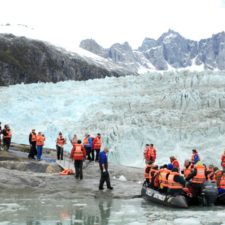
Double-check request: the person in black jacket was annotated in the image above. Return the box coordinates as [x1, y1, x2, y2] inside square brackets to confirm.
[28, 129, 37, 159]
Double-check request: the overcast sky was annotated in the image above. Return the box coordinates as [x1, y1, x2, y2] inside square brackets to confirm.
[0, 0, 225, 49]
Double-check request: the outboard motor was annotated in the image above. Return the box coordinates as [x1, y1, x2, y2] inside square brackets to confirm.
[201, 181, 218, 206]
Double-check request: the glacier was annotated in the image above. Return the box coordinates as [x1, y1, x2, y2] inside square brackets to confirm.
[1, 71, 225, 168]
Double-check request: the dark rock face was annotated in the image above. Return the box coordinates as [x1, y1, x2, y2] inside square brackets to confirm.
[80, 30, 225, 72]
[0, 34, 125, 86]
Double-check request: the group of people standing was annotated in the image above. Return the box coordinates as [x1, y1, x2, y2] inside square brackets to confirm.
[144, 145, 225, 197]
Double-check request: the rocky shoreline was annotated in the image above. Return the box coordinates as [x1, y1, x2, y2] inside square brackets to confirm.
[0, 148, 143, 200]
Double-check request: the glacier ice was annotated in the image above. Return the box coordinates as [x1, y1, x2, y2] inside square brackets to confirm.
[0, 71, 225, 168]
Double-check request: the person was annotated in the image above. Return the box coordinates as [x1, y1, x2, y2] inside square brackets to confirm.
[56, 132, 66, 160]
[28, 129, 37, 159]
[99, 147, 113, 190]
[93, 133, 102, 161]
[143, 144, 150, 163]
[221, 150, 225, 171]
[206, 164, 215, 181]
[36, 132, 46, 160]
[2, 124, 12, 151]
[70, 139, 86, 180]
[186, 160, 206, 198]
[167, 168, 186, 196]
[191, 149, 200, 165]
[170, 156, 180, 172]
[148, 144, 157, 163]
[71, 134, 78, 147]
[158, 164, 171, 193]
[181, 159, 192, 179]
[217, 171, 225, 195]
[83, 134, 92, 161]
[144, 161, 152, 184]
[149, 165, 158, 189]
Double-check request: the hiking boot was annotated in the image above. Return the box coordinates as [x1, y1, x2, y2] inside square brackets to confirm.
[107, 187, 113, 190]
[99, 187, 104, 190]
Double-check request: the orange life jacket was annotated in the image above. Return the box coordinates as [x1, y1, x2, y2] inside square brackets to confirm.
[167, 172, 183, 189]
[60, 169, 74, 175]
[93, 136, 102, 149]
[221, 155, 225, 167]
[218, 173, 225, 189]
[153, 171, 160, 188]
[191, 164, 206, 184]
[73, 144, 84, 160]
[31, 133, 36, 142]
[83, 137, 88, 145]
[4, 130, 12, 139]
[183, 164, 192, 179]
[147, 147, 156, 161]
[36, 135, 45, 146]
[159, 168, 170, 188]
[56, 136, 65, 146]
[144, 164, 152, 179]
[144, 146, 149, 160]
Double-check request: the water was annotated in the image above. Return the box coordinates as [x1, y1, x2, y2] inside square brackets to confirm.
[1, 196, 225, 225]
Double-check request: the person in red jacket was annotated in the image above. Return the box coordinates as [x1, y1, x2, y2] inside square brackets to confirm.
[221, 150, 225, 171]
[93, 133, 102, 162]
[170, 156, 180, 172]
[70, 140, 86, 180]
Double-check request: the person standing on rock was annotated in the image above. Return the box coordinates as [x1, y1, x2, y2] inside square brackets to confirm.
[36, 132, 46, 160]
[56, 132, 66, 160]
[2, 124, 12, 151]
[93, 133, 102, 162]
[28, 129, 37, 159]
[99, 147, 113, 190]
[70, 139, 86, 180]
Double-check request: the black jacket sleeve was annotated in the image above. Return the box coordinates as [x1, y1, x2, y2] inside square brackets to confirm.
[174, 175, 186, 186]
[185, 168, 197, 181]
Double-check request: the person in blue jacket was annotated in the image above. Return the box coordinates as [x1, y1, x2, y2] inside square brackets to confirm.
[99, 147, 113, 190]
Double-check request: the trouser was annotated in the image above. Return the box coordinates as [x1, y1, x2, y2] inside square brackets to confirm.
[28, 142, 36, 159]
[74, 160, 83, 179]
[56, 146, 64, 160]
[218, 188, 225, 195]
[3, 138, 11, 151]
[90, 149, 94, 161]
[94, 149, 100, 161]
[85, 146, 92, 160]
[188, 182, 203, 197]
[37, 145, 43, 160]
[99, 170, 112, 189]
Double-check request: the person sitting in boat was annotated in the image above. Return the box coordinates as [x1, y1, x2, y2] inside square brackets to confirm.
[170, 156, 180, 172]
[167, 168, 186, 196]
[144, 161, 153, 184]
[191, 149, 200, 165]
[181, 159, 193, 179]
[206, 164, 215, 182]
[158, 164, 171, 193]
[185, 160, 206, 198]
[149, 165, 158, 189]
[217, 171, 225, 195]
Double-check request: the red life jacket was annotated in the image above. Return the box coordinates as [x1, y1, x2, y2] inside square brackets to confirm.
[149, 169, 157, 183]
[147, 147, 156, 162]
[4, 129, 12, 139]
[172, 159, 180, 170]
[36, 135, 45, 146]
[167, 172, 183, 189]
[73, 144, 84, 160]
[218, 173, 225, 189]
[207, 167, 215, 181]
[93, 137, 102, 149]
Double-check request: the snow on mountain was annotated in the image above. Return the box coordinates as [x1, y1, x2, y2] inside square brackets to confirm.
[0, 23, 131, 74]
[1, 71, 225, 168]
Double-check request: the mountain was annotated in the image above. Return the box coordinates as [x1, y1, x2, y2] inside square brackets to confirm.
[80, 29, 225, 72]
[0, 33, 133, 86]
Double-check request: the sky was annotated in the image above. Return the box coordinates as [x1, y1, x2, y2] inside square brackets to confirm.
[0, 0, 225, 49]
